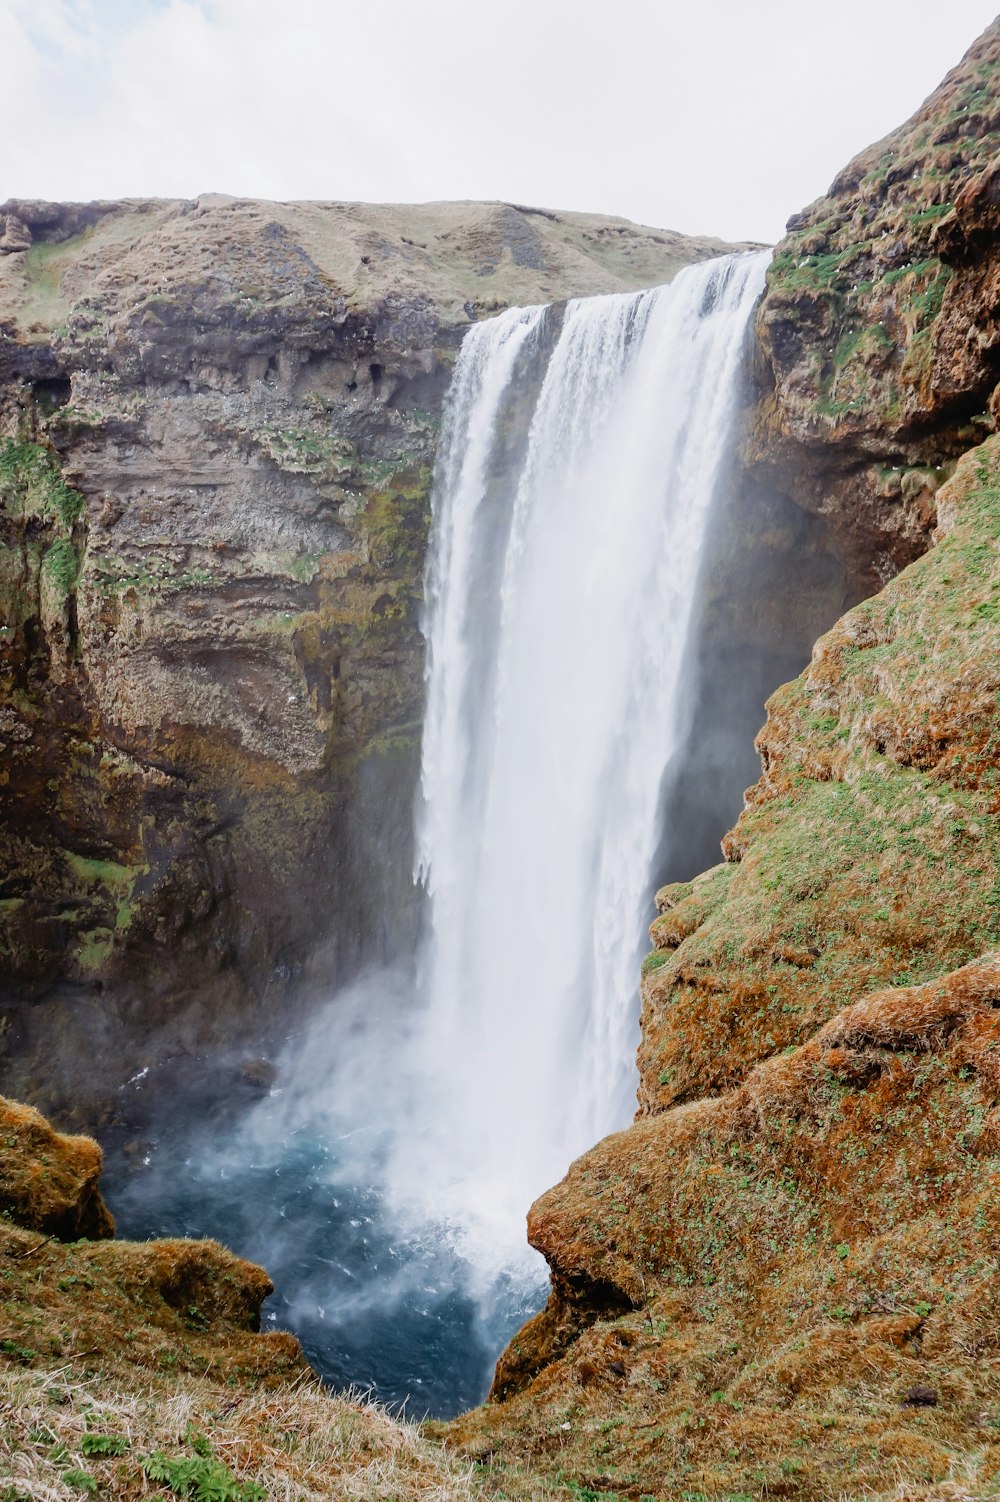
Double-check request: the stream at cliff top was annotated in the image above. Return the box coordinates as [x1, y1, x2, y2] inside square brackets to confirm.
[107, 248, 770, 1418]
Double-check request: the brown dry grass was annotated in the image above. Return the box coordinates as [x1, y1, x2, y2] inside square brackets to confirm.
[0, 1364, 516, 1501]
[0, 1211, 547, 1502]
[638, 435, 1000, 1118]
[450, 953, 1000, 1500]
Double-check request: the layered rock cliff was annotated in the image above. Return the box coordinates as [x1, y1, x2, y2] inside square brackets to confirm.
[0, 199, 739, 1120]
[748, 17, 1000, 586]
[452, 20, 1000, 1502]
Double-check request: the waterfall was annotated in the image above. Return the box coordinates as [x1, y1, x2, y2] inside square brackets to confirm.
[107, 249, 772, 1418]
[390, 249, 771, 1278]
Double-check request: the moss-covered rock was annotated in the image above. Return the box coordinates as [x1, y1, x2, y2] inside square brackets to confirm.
[747, 18, 1000, 587]
[639, 436, 1000, 1113]
[0, 1095, 113, 1240]
[454, 953, 1000, 1500]
[458, 431, 1000, 1485]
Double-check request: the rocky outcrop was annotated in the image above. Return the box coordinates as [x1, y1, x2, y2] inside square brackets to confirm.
[455, 945, 1000, 1500]
[0, 1091, 514, 1500]
[0, 1094, 114, 1239]
[0, 197, 742, 1120]
[746, 18, 1000, 588]
[0, 1086, 283, 1353]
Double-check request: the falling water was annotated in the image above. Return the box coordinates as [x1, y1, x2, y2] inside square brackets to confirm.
[106, 250, 771, 1417]
[392, 250, 771, 1277]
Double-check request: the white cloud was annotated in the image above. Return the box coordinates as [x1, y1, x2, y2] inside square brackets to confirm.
[2, 0, 998, 242]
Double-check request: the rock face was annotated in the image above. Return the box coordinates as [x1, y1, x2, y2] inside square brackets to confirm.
[747, 18, 1000, 587]
[0, 197, 743, 1120]
[455, 22, 1000, 1502]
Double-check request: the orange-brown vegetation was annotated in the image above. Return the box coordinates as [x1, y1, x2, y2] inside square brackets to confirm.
[639, 436, 1000, 1118]
[452, 950, 1000, 1500]
[0, 1096, 114, 1240]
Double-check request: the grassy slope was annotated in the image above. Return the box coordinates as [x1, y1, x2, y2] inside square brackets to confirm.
[0, 198, 748, 344]
[639, 437, 1000, 1115]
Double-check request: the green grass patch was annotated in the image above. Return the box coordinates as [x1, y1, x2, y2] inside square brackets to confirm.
[0, 440, 84, 530]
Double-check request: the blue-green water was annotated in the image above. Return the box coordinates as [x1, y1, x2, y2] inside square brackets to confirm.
[104, 1072, 545, 1419]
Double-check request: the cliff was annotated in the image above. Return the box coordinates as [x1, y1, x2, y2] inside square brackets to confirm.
[451, 20, 1000, 1502]
[0, 197, 740, 1121]
[747, 17, 1000, 587]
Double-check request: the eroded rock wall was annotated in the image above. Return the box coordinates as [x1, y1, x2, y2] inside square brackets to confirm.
[0, 197, 743, 1120]
[747, 17, 1000, 587]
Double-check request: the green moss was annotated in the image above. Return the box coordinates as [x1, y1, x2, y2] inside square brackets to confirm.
[283, 551, 323, 584]
[644, 436, 1000, 1100]
[0, 441, 85, 531]
[65, 854, 135, 891]
[907, 202, 954, 224]
[881, 257, 941, 288]
[361, 464, 432, 572]
[766, 248, 855, 303]
[63, 855, 149, 961]
[16, 232, 92, 328]
[75, 928, 114, 974]
[257, 426, 357, 482]
[831, 323, 894, 370]
[92, 562, 214, 596]
[41, 539, 80, 598]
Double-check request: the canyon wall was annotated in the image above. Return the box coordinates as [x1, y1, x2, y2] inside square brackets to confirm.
[6, 17, 1000, 1497]
[0, 200, 740, 1121]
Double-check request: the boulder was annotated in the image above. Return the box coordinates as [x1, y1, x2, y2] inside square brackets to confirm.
[0, 1094, 114, 1239]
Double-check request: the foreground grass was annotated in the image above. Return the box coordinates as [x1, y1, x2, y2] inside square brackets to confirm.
[0, 1365, 515, 1502]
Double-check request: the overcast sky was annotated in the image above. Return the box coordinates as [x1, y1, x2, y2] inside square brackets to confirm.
[3, 1, 998, 244]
